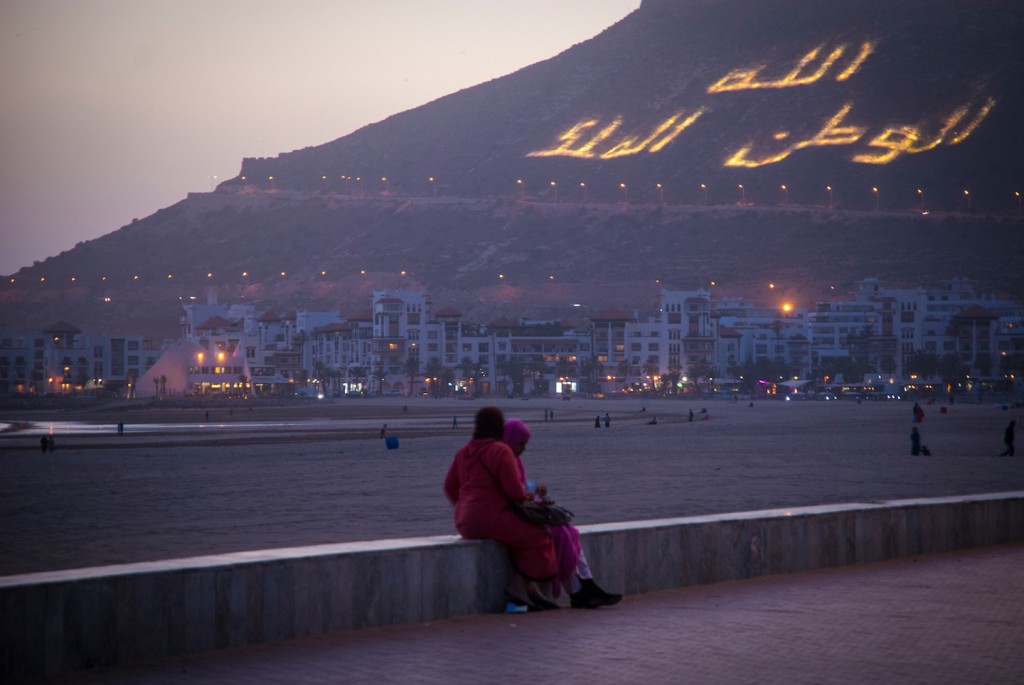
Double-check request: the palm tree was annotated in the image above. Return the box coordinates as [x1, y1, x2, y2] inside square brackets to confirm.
[423, 357, 444, 398]
[616, 358, 632, 392]
[404, 356, 421, 397]
[457, 356, 476, 396]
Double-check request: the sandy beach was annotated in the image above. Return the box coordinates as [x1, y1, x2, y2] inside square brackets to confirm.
[1, 396, 1021, 576]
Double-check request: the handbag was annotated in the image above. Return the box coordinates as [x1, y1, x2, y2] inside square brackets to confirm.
[509, 499, 574, 527]
[475, 445, 574, 527]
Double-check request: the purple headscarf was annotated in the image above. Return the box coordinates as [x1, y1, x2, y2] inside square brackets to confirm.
[502, 418, 532, 451]
[502, 418, 531, 486]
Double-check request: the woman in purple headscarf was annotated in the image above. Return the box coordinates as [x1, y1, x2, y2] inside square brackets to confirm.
[444, 407, 557, 612]
[502, 417, 622, 609]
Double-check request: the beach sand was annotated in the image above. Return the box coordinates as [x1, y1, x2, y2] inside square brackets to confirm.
[1, 397, 1021, 576]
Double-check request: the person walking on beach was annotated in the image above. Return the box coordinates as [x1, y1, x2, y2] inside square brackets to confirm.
[595, 415, 601, 428]
[911, 426, 921, 455]
[603, 413, 610, 428]
[379, 424, 388, 439]
[999, 420, 1016, 457]
[40, 436, 48, 454]
[452, 416, 458, 430]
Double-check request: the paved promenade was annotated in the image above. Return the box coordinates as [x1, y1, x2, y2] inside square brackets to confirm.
[38, 544, 1024, 684]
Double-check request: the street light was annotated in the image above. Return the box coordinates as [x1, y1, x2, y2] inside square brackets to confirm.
[738, 184, 745, 203]
[872, 186, 879, 210]
[826, 185, 833, 209]
[516, 179, 524, 200]
[579, 182, 587, 203]
[428, 177, 436, 196]
[1016, 191, 1021, 217]
[381, 177, 389, 194]
[700, 183, 709, 205]
[620, 183, 628, 203]
[780, 184, 788, 205]
[917, 188, 924, 211]
[963, 189, 971, 212]
[656, 183, 665, 205]
[550, 181, 558, 203]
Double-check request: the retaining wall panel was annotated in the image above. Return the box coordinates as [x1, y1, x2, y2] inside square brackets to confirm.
[184, 569, 216, 655]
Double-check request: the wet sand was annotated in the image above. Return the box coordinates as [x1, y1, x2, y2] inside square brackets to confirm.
[1, 397, 1021, 576]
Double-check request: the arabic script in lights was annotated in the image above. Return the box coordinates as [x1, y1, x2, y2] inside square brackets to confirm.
[724, 97, 995, 168]
[525, 37, 997, 168]
[707, 41, 875, 93]
[527, 108, 707, 159]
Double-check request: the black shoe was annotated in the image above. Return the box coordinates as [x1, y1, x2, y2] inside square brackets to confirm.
[570, 579, 623, 609]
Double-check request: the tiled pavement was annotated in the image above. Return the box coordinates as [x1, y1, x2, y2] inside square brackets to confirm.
[39, 543, 1024, 685]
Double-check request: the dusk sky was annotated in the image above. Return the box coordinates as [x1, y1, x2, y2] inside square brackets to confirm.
[0, 1, 640, 276]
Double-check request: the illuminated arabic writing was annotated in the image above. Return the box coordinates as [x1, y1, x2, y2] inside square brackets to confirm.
[852, 97, 996, 164]
[725, 98, 995, 168]
[707, 42, 875, 93]
[527, 108, 706, 159]
[524, 37, 996, 168]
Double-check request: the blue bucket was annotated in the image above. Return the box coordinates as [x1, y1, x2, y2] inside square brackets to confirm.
[385, 436, 400, 449]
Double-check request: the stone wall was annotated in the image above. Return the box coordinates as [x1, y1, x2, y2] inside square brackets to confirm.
[3, 492, 1022, 681]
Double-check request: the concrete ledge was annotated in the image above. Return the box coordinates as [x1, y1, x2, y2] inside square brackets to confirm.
[3, 492, 1023, 680]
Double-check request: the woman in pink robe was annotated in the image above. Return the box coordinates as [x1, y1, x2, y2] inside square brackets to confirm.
[502, 418, 622, 609]
[444, 407, 557, 607]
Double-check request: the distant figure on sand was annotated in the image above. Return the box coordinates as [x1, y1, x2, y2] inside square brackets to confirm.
[452, 416, 458, 429]
[648, 416, 658, 425]
[689, 409, 694, 422]
[603, 413, 610, 428]
[40, 436, 48, 454]
[912, 403, 924, 424]
[595, 416, 601, 428]
[999, 420, 1016, 457]
[379, 424, 388, 439]
[911, 426, 921, 455]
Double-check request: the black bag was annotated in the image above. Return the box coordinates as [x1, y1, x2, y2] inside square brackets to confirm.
[509, 499, 574, 527]
[475, 444, 574, 527]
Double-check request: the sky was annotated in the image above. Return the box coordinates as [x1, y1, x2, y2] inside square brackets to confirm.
[0, 0, 641, 276]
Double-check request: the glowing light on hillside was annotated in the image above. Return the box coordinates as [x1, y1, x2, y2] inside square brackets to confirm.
[782, 303, 793, 313]
[529, 109, 706, 159]
[708, 42, 875, 93]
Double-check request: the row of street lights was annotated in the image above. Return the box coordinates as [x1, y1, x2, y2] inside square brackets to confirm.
[8, 267, 394, 286]
[243, 173, 1023, 214]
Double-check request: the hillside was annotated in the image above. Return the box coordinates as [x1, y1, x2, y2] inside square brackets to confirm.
[2, 0, 1022, 337]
